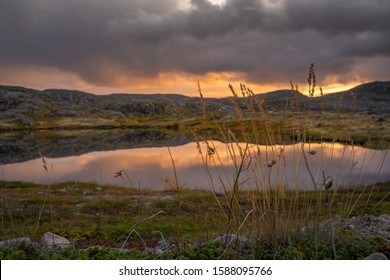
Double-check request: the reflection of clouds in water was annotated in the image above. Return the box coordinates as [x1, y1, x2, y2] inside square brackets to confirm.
[59, 150, 170, 189]
[0, 142, 388, 190]
[58, 146, 202, 189]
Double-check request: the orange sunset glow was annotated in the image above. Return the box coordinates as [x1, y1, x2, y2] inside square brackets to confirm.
[0, 65, 366, 97]
[0, 0, 388, 96]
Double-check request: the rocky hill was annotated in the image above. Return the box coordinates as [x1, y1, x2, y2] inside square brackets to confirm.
[0, 81, 389, 130]
[308, 81, 390, 114]
[0, 86, 194, 127]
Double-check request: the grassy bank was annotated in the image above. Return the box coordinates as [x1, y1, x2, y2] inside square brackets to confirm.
[1, 110, 389, 149]
[1, 180, 389, 259]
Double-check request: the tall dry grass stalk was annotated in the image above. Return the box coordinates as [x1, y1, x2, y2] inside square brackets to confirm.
[36, 152, 54, 233]
[307, 62, 316, 97]
[194, 64, 387, 259]
[112, 210, 165, 259]
[114, 169, 144, 214]
[290, 81, 299, 112]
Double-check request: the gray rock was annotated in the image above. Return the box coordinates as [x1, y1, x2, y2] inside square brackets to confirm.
[156, 240, 170, 251]
[355, 215, 390, 244]
[366, 215, 378, 222]
[143, 239, 173, 255]
[144, 246, 170, 255]
[364, 253, 387, 260]
[80, 246, 110, 253]
[41, 232, 70, 249]
[378, 214, 390, 222]
[213, 234, 248, 244]
[0, 237, 32, 249]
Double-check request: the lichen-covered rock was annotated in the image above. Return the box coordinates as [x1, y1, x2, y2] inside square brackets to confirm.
[0, 237, 32, 249]
[353, 214, 390, 244]
[321, 214, 390, 245]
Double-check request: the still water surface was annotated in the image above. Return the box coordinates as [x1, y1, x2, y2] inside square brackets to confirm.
[0, 141, 388, 190]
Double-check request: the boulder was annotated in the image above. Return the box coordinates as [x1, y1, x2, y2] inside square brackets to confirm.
[364, 253, 387, 260]
[41, 232, 71, 249]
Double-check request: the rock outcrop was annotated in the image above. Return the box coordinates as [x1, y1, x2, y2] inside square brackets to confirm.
[321, 214, 390, 245]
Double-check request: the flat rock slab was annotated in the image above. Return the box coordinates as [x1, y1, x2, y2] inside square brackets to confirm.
[41, 232, 70, 249]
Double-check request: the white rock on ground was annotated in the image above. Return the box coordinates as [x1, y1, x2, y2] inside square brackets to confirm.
[40, 232, 70, 249]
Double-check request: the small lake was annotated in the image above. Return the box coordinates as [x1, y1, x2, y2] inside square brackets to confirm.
[0, 141, 389, 190]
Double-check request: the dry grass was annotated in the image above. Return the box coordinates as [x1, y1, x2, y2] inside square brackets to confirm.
[193, 64, 389, 259]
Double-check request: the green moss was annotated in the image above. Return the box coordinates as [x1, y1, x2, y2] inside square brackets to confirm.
[0, 180, 389, 259]
[0, 231, 387, 260]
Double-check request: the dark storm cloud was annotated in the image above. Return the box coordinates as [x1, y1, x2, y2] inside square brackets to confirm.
[0, 0, 389, 88]
[337, 32, 390, 57]
[280, 0, 390, 35]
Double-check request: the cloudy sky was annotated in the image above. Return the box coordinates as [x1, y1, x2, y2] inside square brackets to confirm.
[0, 0, 389, 96]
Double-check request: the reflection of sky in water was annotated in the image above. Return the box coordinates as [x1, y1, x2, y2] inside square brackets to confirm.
[0, 142, 388, 190]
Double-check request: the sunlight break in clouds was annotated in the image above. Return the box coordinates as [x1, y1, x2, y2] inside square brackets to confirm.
[0, 0, 389, 96]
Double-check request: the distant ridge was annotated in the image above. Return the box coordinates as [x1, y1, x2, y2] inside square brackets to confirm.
[349, 81, 390, 93]
[1, 80, 389, 98]
[0, 81, 389, 129]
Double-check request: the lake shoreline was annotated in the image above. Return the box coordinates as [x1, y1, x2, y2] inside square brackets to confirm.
[1, 140, 389, 190]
